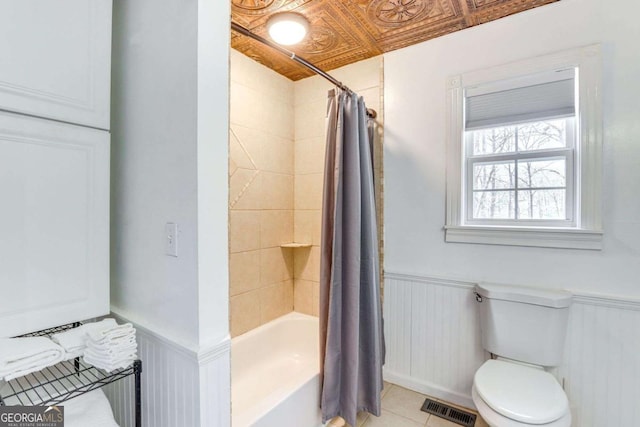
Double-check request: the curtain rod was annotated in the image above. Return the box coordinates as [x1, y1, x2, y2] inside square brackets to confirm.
[231, 21, 377, 119]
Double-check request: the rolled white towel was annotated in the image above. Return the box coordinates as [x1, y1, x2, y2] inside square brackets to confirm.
[0, 337, 64, 381]
[51, 319, 118, 361]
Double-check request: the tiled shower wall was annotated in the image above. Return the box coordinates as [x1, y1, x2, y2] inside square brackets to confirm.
[229, 50, 295, 337]
[292, 56, 384, 315]
[229, 50, 384, 335]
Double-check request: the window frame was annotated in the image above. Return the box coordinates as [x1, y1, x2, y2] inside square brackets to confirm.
[444, 45, 603, 250]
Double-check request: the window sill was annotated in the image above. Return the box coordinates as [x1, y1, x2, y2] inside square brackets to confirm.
[444, 225, 603, 250]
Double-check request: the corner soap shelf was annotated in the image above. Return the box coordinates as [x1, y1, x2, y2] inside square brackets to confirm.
[280, 242, 312, 248]
[0, 322, 142, 427]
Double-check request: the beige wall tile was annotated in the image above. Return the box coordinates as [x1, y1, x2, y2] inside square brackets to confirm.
[311, 212, 322, 246]
[229, 250, 260, 296]
[229, 125, 294, 174]
[295, 136, 326, 175]
[230, 126, 261, 170]
[293, 246, 312, 280]
[294, 209, 321, 246]
[260, 280, 293, 324]
[230, 210, 261, 253]
[230, 290, 261, 337]
[233, 125, 293, 174]
[261, 210, 293, 248]
[261, 138, 294, 175]
[294, 99, 326, 140]
[231, 85, 293, 140]
[230, 51, 384, 336]
[312, 281, 320, 317]
[283, 279, 294, 315]
[229, 127, 257, 171]
[230, 49, 294, 106]
[229, 157, 238, 177]
[294, 245, 320, 282]
[294, 279, 314, 315]
[293, 210, 312, 245]
[295, 173, 323, 210]
[230, 169, 261, 210]
[294, 76, 333, 107]
[265, 101, 295, 141]
[260, 247, 293, 286]
[229, 51, 298, 336]
[262, 172, 294, 210]
[230, 83, 262, 129]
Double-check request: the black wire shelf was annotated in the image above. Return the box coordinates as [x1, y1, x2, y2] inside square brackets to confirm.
[0, 322, 142, 427]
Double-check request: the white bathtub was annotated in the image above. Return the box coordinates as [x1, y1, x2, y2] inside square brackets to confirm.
[231, 312, 323, 427]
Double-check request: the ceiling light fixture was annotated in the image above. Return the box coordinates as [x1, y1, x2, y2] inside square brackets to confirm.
[266, 12, 309, 46]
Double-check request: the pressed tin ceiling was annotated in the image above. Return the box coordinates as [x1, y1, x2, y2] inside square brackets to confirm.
[231, 0, 560, 81]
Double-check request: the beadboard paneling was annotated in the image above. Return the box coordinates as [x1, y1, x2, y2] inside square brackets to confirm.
[103, 315, 230, 427]
[559, 299, 640, 427]
[383, 274, 484, 409]
[383, 272, 640, 427]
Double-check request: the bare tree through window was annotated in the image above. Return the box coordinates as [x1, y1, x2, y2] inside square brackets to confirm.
[468, 119, 570, 221]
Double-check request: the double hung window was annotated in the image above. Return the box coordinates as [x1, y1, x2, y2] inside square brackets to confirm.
[445, 45, 603, 249]
[464, 71, 576, 226]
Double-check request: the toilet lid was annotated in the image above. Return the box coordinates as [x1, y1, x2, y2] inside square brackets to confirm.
[474, 360, 569, 425]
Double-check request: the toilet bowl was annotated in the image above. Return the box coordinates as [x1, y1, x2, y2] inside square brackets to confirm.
[472, 360, 571, 427]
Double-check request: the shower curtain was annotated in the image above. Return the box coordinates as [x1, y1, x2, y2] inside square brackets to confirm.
[320, 89, 385, 427]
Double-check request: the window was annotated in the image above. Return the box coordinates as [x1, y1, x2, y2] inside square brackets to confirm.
[466, 118, 574, 226]
[445, 45, 603, 250]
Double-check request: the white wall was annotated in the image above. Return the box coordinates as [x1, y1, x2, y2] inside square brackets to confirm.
[111, 0, 199, 346]
[383, 0, 640, 425]
[384, 0, 640, 299]
[110, 0, 230, 425]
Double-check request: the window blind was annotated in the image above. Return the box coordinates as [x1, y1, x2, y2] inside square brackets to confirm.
[465, 77, 575, 130]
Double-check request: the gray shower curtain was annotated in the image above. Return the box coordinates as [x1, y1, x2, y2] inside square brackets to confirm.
[320, 89, 385, 427]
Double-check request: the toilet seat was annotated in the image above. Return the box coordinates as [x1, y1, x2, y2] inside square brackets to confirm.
[473, 360, 571, 427]
[472, 386, 571, 427]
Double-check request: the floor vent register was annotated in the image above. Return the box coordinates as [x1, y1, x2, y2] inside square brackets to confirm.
[420, 398, 477, 427]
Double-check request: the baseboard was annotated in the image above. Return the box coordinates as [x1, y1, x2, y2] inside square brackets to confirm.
[383, 368, 475, 410]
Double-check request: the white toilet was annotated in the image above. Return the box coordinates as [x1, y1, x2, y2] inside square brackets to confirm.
[472, 283, 572, 427]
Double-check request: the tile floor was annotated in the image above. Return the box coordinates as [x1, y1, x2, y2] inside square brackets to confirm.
[353, 383, 488, 427]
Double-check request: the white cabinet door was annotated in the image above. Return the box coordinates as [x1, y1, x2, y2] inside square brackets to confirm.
[0, 112, 109, 337]
[0, 0, 112, 130]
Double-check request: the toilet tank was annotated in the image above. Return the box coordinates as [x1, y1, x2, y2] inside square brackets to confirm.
[475, 283, 572, 367]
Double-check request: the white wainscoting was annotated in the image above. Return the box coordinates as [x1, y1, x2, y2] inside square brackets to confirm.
[383, 273, 485, 409]
[383, 272, 640, 427]
[103, 314, 231, 427]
